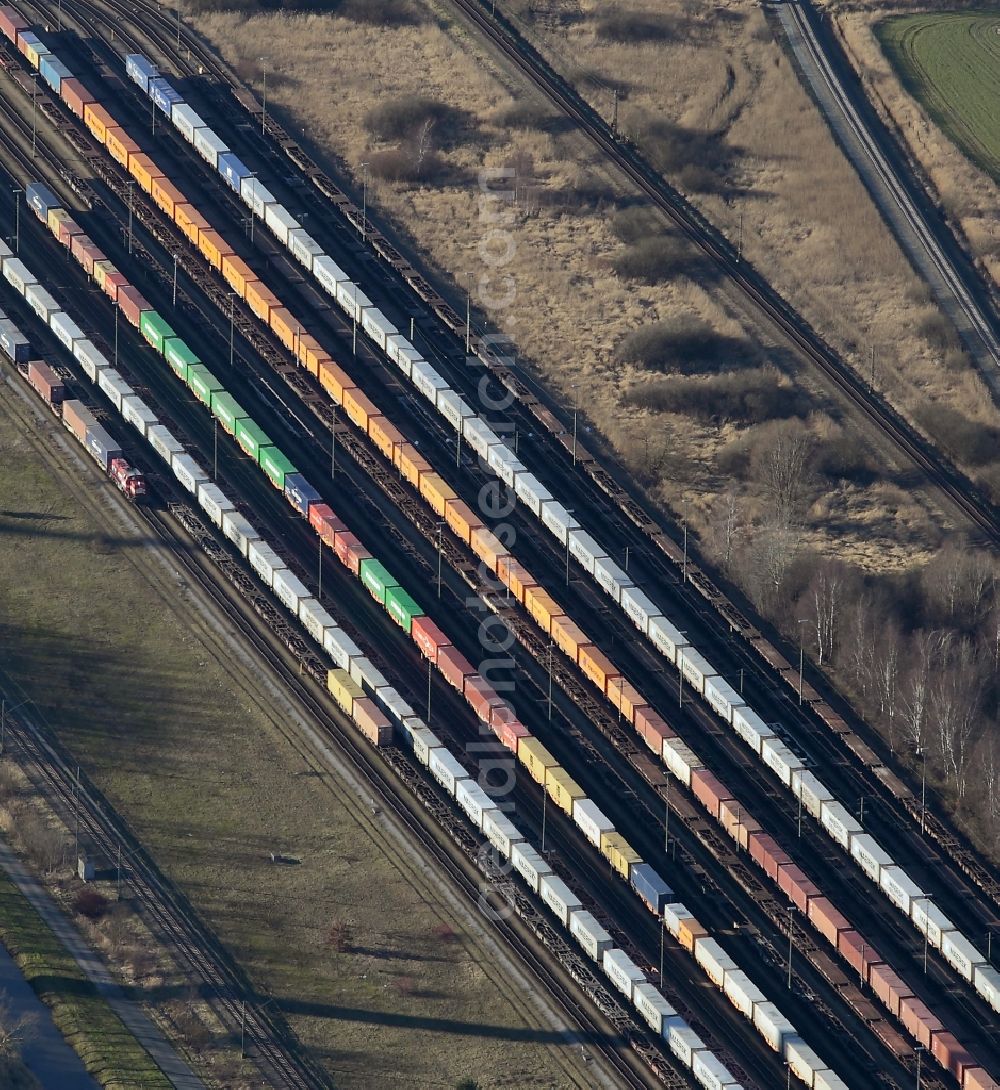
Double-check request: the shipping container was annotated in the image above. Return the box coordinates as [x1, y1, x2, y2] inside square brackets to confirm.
[0, 6, 28, 44]
[898, 995, 943, 1049]
[279, 472, 320, 518]
[355, 699, 392, 747]
[749, 833, 791, 882]
[419, 473, 457, 517]
[692, 1054, 740, 1090]
[411, 615, 450, 664]
[569, 910, 612, 962]
[444, 498, 481, 545]
[777, 863, 820, 913]
[39, 54, 71, 93]
[633, 981, 676, 1037]
[70, 236, 106, 277]
[147, 424, 183, 466]
[172, 452, 208, 496]
[98, 369, 132, 411]
[668, 1023, 707, 1069]
[518, 737, 557, 785]
[297, 597, 334, 646]
[84, 424, 121, 470]
[849, 833, 892, 884]
[539, 500, 579, 546]
[116, 285, 150, 328]
[786, 1039, 834, 1088]
[807, 896, 850, 947]
[868, 963, 913, 1019]
[260, 446, 297, 490]
[436, 388, 474, 432]
[838, 930, 884, 982]
[106, 128, 140, 170]
[125, 53, 157, 93]
[245, 280, 280, 324]
[491, 708, 528, 754]
[455, 780, 494, 830]
[565, 529, 607, 577]
[704, 676, 746, 724]
[175, 204, 210, 247]
[138, 311, 174, 354]
[26, 181, 60, 222]
[197, 481, 234, 529]
[482, 810, 524, 858]
[577, 644, 620, 696]
[635, 708, 673, 757]
[149, 76, 183, 117]
[819, 799, 862, 851]
[194, 126, 229, 169]
[0, 320, 28, 364]
[327, 668, 363, 714]
[221, 253, 258, 299]
[760, 737, 803, 788]
[941, 931, 986, 983]
[198, 228, 232, 271]
[677, 647, 717, 694]
[573, 798, 614, 848]
[20, 32, 50, 69]
[540, 874, 582, 927]
[25, 283, 59, 324]
[690, 768, 734, 821]
[221, 510, 260, 558]
[620, 586, 660, 635]
[121, 395, 157, 437]
[241, 175, 275, 218]
[27, 360, 65, 405]
[545, 766, 584, 816]
[359, 558, 399, 604]
[601, 831, 640, 880]
[437, 645, 473, 691]
[593, 554, 634, 605]
[2, 257, 36, 296]
[217, 151, 250, 192]
[61, 400, 95, 443]
[185, 364, 222, 407]
[385, 586, 423, 634]
[878, 866, 923, 917]
[722, 969, 766, 1020]
[511, 842, 552, 894]
[524, 585, 564, 635]
[661, 737, 703, 788]
[428, 748, 465, 796]
[324, 627, 362, 673]
[630, 862, 672, 914]
[312, 253, 348, 297]
[361, 307, 398, 352]
[753, 1001, 797, 1054]
[264, 203, 300, 246]
[514, 472, 552, 519]
[207, 391, 248, 436]
[602, 949, 644, 1001]
[60, 77, 94, 120]
[694, 937, 737, 988]
[550, 615, 589, 665]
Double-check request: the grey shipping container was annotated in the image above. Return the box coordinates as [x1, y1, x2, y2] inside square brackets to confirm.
[84, 424, 121, 470]
[0, 319, 29, 363]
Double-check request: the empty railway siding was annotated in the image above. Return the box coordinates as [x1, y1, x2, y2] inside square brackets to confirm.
[55, 0, 1000, 952]
[63, 11, 1000, 1019]
[9, 23, 998, 1081]
[0, 40, 942, 1090]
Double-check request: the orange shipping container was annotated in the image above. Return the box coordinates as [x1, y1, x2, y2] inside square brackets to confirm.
[420, 474, 457, 517]
[498, 556, 537, 604]
[524, 585, 564, 635]
[578, 645, 621, 696]
[368, 416, 403, 461]
[677, 918, 709, 952]
[444, 498, 481, 545]
[245, 280, 279, 323]
[469, 525, 507, 574]
[295, 332, 324, 375]
[106, 128, 139, 168]
[197, 228, 232, 271]
[318, 360, 355, 405]
[396, 443, 430, 488]
[221, 253, 257, 299]
[269, 307, 297, 351]
[84, 102, 115, 144]
[175, 204, 209, 246]
[151, 176, 185, 219]
[343, 387, 377, 432]
[550, 615, 590, 664]
[128, 152, 162, 194]
[608, 678, 648, 726]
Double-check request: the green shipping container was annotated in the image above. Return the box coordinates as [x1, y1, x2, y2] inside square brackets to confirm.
[359, 558, 400, 605]
[385, 585, 424, 634]
[235, 418, 273, 461]
[164, 338, 200, 382]
[211, 391, 249, 435]
[260, 446, 297, 489]
[188, 364, 223, 406]
[140, 310, 176, 354]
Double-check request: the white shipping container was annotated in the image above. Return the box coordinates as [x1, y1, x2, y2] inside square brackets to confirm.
[220, 510, 260, 558]
[753, 1001, 797, 1054]
[312, 254, 348, 297]
[791, 770, 833, 820]
[910, 898, 953, 951]
[539, 874, 582, 926]
[487, 444, 524, 489]
[974, 964, 1000, 1012]
[73, 338, 109, 381]
[272, 569, 310, 615]
[511, 841, 552, 893]
[565, 530, 607, 577]
[662, 903, 689, 939]
[247, 540, 286, 588]
[694, 937, 736, 988]
[0, 238, 11, 258]
[602, 949, 644, 1000]
[435, 388, 474, 432]
[171, 102, 205, 144]
[3, 257, 37, 294]
[678, 647, 717, 694]
[299, 598, 336, 644]
[349, 656, 388, 693]
[572, 798, 614, 848]
[196, 482, 234, 529]
[194, 127, 229, 168]
[732, 706, 774, 754]
[632, 982, 676, 1036]
[360, 307, 398, 352]
[147, 424, 184, 466]
[241, 177, 276, 219]
[879, 866, 923, 916]
[428, 748, 466, 797]
[264, 203, 300, 246]
[850, 833, 892, 884]
[288, 229, 323, 272]
[593, 555, 634, 605]
[336, 281, 371, 322]
[481, 810, 523, 858]
[941, 931, 986, 983]
[820, 800, 862, 850]
[668, 1023, 706, 1069]
[620, 586, 659, 634]
[814, 1072, 851, 1090]
[26, 284, 59, 323]
[324, 627, 362, 672]
[389, 341, 422, 379]
[459, 416, 496, 461]
[760, 738, 802, 788]
[171, 452, 208, 496]
[409, 727, 441, 768]
[662, 738, 702, 788]
[705, 676, 745, 724]
[50, 311, 84, 352]
[786, 1039, 829, 1087]
[455, 779, 493, 830]
[722, 969, 766, 1019]
[98, 370, 133, 412]
[514, 472, 551, 518]
[569, 910, 612, 962]
[540, 500, 580, 547]
[121, 395, 157, 437]
[692, 1053, 739, 1090]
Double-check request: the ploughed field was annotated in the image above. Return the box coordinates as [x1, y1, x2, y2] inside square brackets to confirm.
[877, 11, 1000, 181]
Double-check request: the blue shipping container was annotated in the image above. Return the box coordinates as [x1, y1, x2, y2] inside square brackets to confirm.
[0, 320, 28, 364]
[85, 425, 121, 471]
[149, 76, 183, 117]
[26, 181, 60, 223]
[630, 863, 673, 914]
[283, 473, 322, 517]
[218, 152, 251, 193]
[39, 55, 71, 93]
[125, 53, 156, 93]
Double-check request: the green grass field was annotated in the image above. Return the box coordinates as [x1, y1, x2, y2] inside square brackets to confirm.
[878, 11, 1000, 181]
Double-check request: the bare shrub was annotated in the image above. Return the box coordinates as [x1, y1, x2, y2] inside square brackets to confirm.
[622, 111, 730, 191]
[915, 404, 1000, 467]
[73, 888, 110, 921]
[917, 311, 960, 352]
[610, 206, 661, 243]
[433, 921, 458, 943]
[815, 434, 880, 485]
[365, 97, 456, 143]
[19, 814, 65, 875]
[0, 997, 35, 1060]
[326, 919, 353, 953]
[336, 0, 422, 26]
[615, 317, 751, 374]
[596, 10, 676, 42]
[612, 235, 693, 284]
[748, 419, 818, 526]
[495, 100, 552, 131]
[624, 368, 808, 424]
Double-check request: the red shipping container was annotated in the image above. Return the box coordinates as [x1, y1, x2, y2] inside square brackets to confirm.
[749, 833, 791, 882]
[437, 645, 473, 691]
[493, 714, 529, 755]
[60, 77, 95, 119]
[27, 360, 65, 405]
[838, 930, 884, 983]
[61, 400, 94, 443]
[807, 896, 850, 948]
[464, 675, 499, 723]
[345, 541, 371, 576]
[353, 697, 392, 747]
[930, 1031, 976, 1082]
[868, 964, 912, 1019]
[777, 863, 819, 913]
[71, 236, 106, 277]
[690, 768, 734, 821]
[964, 1068, 1000, 1090]
[333, 529, 359, 568]
[309, 504, 347, 547]
[54, 216, 83, 248]
[412, 616, 450, 664]
[102, 270, 128, 304]
[0, 6, 28, 43]
[116, 284, 150, 327]
[719, 798, 758, 847]
[899, 996, 943, 1050]
[633, 707, 671, 753]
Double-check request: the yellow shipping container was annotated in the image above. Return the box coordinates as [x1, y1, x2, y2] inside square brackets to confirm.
[600, 831, 641, 879]
[46, 207, 74, 240]
[420, 473, 457, 517]
[396, 444, 431, 488]
[197, 228, 232, 272]
[545, 766, 585, 816]
[608, 679, 648, 726]
[327, 668, 363, 715]
[444, 498, 481, 545]
[469, 525, 507, 575]
[524, 585, 565, 636]
[129, 152, 163, 195]
[245, 279, 279, 323]
[343, 387, 377, 432]
[175, 204, 209, 247]
[92, 259, 115, 291]
[518, 736, 557, 785]
[550, 615, 589, 665]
